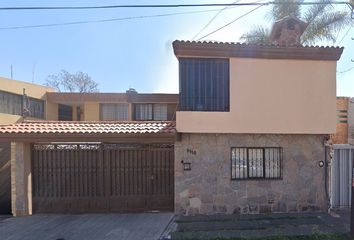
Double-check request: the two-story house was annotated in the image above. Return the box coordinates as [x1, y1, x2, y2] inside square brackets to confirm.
[172, 17, 343, 215]
[0, 78, 178, 215]
[0, 17, 344, 217]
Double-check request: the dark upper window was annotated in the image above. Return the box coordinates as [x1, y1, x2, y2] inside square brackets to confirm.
[0, 90, 44, 119]
[231, 147, 283, 180]
[58, 104, 73, 121]
[134, 103, 167, 121]
[179, 58, 229, 112]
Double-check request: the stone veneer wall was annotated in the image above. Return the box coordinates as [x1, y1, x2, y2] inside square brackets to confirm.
[175, 134, 327, 216]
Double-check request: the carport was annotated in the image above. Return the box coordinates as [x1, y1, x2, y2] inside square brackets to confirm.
[0, 121, 176, 216]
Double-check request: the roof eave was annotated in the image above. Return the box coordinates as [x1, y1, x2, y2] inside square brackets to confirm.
[173, 41, 344, 61]
[0, 132, 176, 143]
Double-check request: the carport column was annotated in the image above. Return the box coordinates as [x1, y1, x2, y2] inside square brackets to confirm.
[11, 142, 32, 216]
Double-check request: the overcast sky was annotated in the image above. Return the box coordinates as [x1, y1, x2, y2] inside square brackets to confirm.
[0, 0, 353, 96]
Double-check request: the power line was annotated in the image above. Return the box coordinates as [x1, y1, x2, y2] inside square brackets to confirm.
[0, 2, 350, 11]
[197, 5, 263, 41]
[337, 66, 354, 74]
[0, 8, 233, 30]
[192, 0, 241, 40]
[337, 24, 354, 44]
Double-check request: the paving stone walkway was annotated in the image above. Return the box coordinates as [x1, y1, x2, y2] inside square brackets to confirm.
[0, 213, 174, 240]
[170, 210, 350, 239]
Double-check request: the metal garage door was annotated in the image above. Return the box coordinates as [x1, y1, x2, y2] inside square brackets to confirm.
[331, 144, 354, 208]
[31, 143, 174, 213]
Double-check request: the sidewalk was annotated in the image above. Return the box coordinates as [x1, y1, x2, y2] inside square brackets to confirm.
[170, 210, 350, 239]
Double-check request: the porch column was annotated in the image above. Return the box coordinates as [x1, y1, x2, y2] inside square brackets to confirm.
[11, 142, 32, 216]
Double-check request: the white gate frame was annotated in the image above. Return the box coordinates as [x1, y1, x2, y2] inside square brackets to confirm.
[330, 144, 354, 208]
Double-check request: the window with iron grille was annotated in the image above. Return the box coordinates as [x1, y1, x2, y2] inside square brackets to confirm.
[0, 90, 44, 119]
[0, 90, 22, 115]
[28, 97, 45, 119]
[135, 103, 168, 121]
[100, 103, 129, 121]
[179, 58, 229, 112]
[231, 147, 283, 180]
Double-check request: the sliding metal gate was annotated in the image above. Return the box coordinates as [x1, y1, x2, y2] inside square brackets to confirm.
[331, 144, 354, 208]
[32, 143, 174, 213]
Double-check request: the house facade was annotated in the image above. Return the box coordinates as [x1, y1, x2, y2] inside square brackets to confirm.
[45, 90, 178, 122]
[348, 98, 354, 144]
[0, 17, 346, 217]
[0, 78, 178, 216]
[172, 37, 343, 215]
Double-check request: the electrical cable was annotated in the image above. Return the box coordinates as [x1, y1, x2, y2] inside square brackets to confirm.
[0, 2, 350, 11]
[197, 4, 263, 41]
[192, 0, 241, 40]
[0, 8, 236, 30]
[337, 66, 354, 74]
[337, 24, 354, 45]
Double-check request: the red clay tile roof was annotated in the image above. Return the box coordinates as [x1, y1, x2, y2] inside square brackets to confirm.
[173, 40, 344, 61]
[0, 121, 176, 135]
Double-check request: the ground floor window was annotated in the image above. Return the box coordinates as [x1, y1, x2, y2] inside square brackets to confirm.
[231, 147, 282, 180]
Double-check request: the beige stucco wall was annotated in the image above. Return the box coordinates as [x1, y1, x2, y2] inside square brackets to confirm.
[45, 102, 58, 121]
[0, 77, 54, 99]
[177, 58, 337, 134]
[0, 77, 55, 123]
[0, 113, 22, 125]
[83, 102, 100, 121]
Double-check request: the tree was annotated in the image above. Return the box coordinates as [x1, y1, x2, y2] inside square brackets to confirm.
[241, 0, 351, 45]
[45, 70, 99, 92]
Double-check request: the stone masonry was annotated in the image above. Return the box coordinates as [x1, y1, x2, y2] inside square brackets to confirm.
[175, 134, 327, 216]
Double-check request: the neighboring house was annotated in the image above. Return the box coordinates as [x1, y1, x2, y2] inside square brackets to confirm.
[172, 17, 343, 215]
[0, 77, 53, 214]
[0, 77, 178, 216]
[330, 97, 354, 145]
[348, 98, 354, 145]
[45, 89, 178, 122]
[0, 78, 178, 216]
[331, 97, 349, 144]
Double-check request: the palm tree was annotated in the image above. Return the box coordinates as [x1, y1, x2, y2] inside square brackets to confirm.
[241, 0, 351, 45]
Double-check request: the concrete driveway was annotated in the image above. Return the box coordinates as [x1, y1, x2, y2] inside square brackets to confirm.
[0, 213, 174, 240]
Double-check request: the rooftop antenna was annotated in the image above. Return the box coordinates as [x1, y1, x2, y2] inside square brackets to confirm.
[32, 63, 36, 83]
[10, 64, 13, 79]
